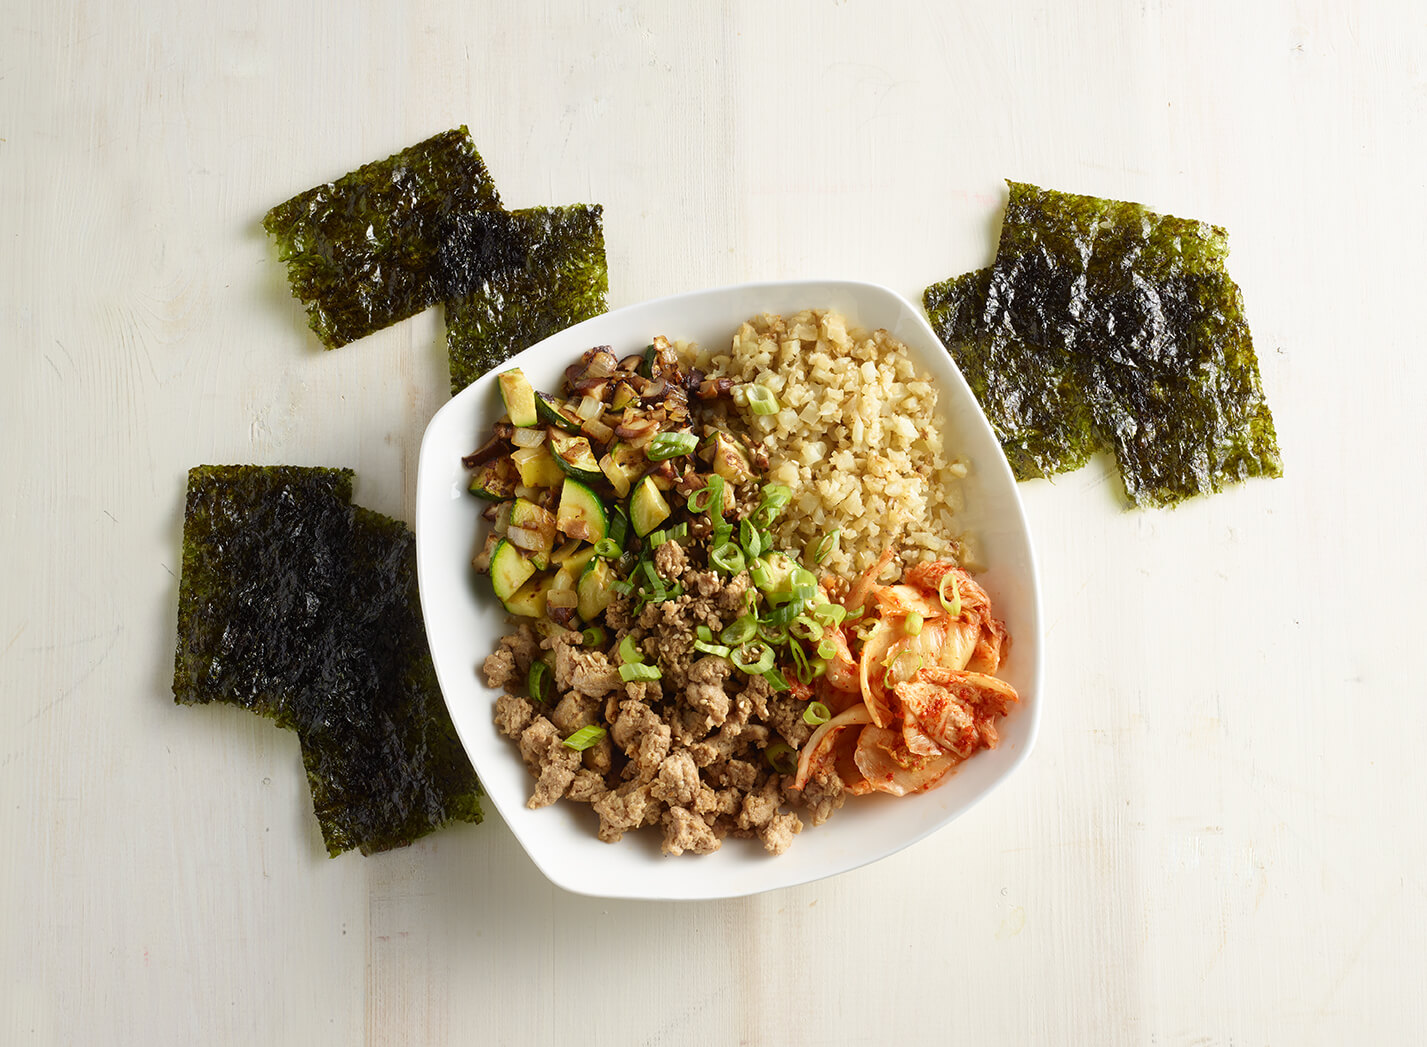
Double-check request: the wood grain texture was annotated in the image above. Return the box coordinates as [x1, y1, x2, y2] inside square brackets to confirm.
[1, 0, 1423, 1043]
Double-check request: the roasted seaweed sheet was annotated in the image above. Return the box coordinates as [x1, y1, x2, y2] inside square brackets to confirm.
[173, 465, 357, 724]
[295, 508, 482, 857]
[173, 466, 481, 856]
[926, 181, 1281, 508]
[264, 127, 503, 350]
[925, 268, 1098, 481]
[446, 204, 608, 394]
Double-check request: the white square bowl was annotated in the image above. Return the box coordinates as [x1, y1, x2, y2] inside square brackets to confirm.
[415, 280, 1042, 900]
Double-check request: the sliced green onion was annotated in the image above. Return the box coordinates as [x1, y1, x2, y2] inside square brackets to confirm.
[790, 567, 816, 589]
[721, 616, 757, 645]
[619, 662, 662, 682]
[764, 741, 797, 774]
[710, 542, 745, 574]
[647, 430, 698, 461]
[882, 651, 922, 690]
[668, 522, 689, 541]
[790, 615, 824, 642]
[592, 538, 621, 559]
[750, 563, 775, 591]
[562, 725, 607, 751]
[759, 483, 792, 510]
[939, 571, 962, 618]
[757, 622, 788, 646]
[811, 529, 840, 565]
[581, 626, 608, 647]
[790, 583, 818, 606]
[746, 384, 779, 416]
[527, 660, 551, 702]
[693, 640, 731, 657]
[608, 509, 629, 548]
[618, 634, 644, 665]
[816, 638, 838, 660]
[740, 518, 762, 558]
[905, 612, 924, 636]
[802, 701, 832, 727]
[762, 667, 791, 692]
[648, 529, 669, 548]
[766, 602, 803, 627]
[686, 475, 726, 515]
[844, 604, 866, 621]
[731, 641, 774, 674]
[611, 579, 635, 597]
[811, 603, 846, 626]
[696, 625, 713, 643]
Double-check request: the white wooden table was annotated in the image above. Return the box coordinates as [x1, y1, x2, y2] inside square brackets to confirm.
[3, 2, 1422, 1042]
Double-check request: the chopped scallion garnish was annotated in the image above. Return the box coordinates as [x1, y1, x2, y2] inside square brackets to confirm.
[811, 529, 840, 564]
[746, 384, 779, 416]
[710, 542, 745, 575]
[619, 662, 662, 682]
[581, 626, 607, 647]
[527, 659, 551, 703]
[647, 430, 699, 461]
[904, 612, 923, 637]
[721, 616, 757, 645]
[789, 615, 823, 642]
[731, 641, 775, 674]
[562, 725, 606, 751]
[762, 667, 791, 692]
[802, 701, 832, 726]
[938, 571, 963, 618]
[692, 640, 731, 657]
[617, 634, 643, 665]
[816, 637, 838, 660]
[592, 537, 621, 559]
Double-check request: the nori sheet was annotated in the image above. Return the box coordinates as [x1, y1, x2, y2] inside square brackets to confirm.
[926, 181, 1282, 508]
[173, 466, 481, 856]
[924, 268, 1098, 481]
[445, 204, 608, 394]
[173, 465, 357, 724]
[294, 508, 482, 857]
[263, 127, 503, 350]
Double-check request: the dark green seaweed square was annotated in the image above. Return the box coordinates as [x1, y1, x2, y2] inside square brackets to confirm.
[174, 467, 481, 856]
[926, 181, 1281, 508]
[264, 127, 503, 350]
[173, 465, 357, 725]
[445, 204, 609, 394]
[925, 268, 1098, 481]
[294, 508, 482, 857]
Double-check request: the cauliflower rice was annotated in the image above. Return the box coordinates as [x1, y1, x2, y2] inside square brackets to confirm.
[700, 309, 967, 579]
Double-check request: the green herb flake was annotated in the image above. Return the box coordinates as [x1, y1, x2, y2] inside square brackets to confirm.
[445, 204, 609, 394]
[925, 181, 1282, 508]
[263, 127, 503, 350]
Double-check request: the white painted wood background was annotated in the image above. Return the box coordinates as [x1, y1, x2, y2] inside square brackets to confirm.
[2, 1, 1422, 1043]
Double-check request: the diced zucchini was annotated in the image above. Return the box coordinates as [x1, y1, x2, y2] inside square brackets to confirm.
[556, 478, 609, 544]
[577, 559, 615, 622]
[498, 368, 538, 428]
[535, 392, 584, 434]
[490, 539, 536, 606]
[712, 432, 755, 484]
[630, 476, 671, 536]
[599, 440, 645, 498]
[512, 444, 567, 489]
[548, 431, 603, 484]
[609, 381, 638, 412]
[468, 457, 519, 501]
[503, 573, 554, 618]
[559, 544, 599, 576]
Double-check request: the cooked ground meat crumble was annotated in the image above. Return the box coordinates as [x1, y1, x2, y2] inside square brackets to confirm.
[484, 560, 842, 856]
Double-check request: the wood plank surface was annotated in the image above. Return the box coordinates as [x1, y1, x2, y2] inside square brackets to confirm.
[1, 1, 1422, 1043]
